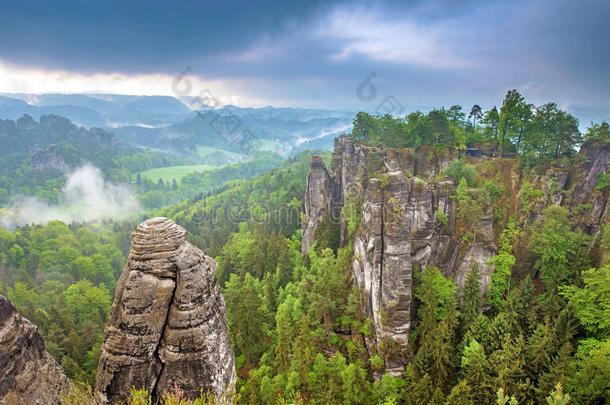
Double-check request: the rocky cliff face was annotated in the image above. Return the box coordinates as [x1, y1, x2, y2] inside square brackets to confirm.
[30, 144, 68, 171]
[96, 217, 235, 403]
[303, 137, 609, 374]
[570, 139, 610, 233]
[0, 295, 70, 404]
[302, 156, 339, 254]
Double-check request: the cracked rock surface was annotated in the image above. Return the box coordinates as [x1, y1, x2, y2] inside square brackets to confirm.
[95, 217, 235, 403]
[0, 295, 69, 404]
[303, 136, 608, 375]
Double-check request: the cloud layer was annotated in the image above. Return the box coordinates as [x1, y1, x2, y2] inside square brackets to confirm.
[0, 0, 609, 113]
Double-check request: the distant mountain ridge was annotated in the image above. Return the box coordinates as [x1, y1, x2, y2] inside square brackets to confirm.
[0, 93, 193, 128]
[0, 93, 354, 156]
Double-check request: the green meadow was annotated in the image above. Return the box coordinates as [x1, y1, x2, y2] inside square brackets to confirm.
[137, 164, 217, 183]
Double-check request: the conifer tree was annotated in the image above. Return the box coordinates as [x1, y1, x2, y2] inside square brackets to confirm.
[488, 221, 518, 311]
[527, 319, 556, 379]
[461, 263, 482, 336]
[403, 372, 436, 405]
[429, 387, 446, 405]
[501, 275, 535, 335]
[496, 388, 519, 405]
[293, 314, 314, 384]
[546, 383, 571, 405]
[445, 380, 475, 405]
[537, 342, 573, 403]
[341, 362, 371, 405]
[491, 334, 530, 401]
[461, 338, 493, 403]
[264, 272, 276, 314]
[429, 318, 455, 389]
[275, 315, 291, 374]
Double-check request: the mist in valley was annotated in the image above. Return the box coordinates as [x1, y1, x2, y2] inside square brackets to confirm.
[0, 164, 141, 229]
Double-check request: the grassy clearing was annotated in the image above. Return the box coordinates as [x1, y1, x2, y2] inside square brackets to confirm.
[138, 164, 217, 183]
[196, 145, 246, 159]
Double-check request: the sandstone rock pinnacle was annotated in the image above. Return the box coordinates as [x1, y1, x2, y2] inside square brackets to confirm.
[95, 217, 235, 403]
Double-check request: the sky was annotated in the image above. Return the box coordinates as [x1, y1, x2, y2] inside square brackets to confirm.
[1, 0, 609, 115]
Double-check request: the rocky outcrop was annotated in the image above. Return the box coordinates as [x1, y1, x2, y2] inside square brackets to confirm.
[304, 137, 610, 375]
[352, 173, 475, 374]
[0, 295, 70, 404]
[31, 144, 68, 171]
[304, 138, 495, 374]
[96, 217, 235, 403]
[302, 156, 339, 254]
[570, 139, 609, 234]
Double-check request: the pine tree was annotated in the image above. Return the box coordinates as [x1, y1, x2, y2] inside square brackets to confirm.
[274, 245, 293, 290]
[491, 334, 530, 401]
[461, 263, 481, 336]
[461, 338, 493, 403]
[417, 267, 442, 349]
[537, 342, 573, 403]
[429, 387, 446, 405]
[496, 388, 519, 405]
[488, 312, 512, 352]
[546, 383, 571, 405]
[445, 380, 474, 405]
[429, 318, 455, 389]
[225, 276, 269, 366]
[488, 221, 518, 311]
[341, 361, 371, 405]
[527, 319, 556, 379]
[501, 275, 535, 335]
[264, 272, 276, 314]
[293, 314, 314, 384]
[275, 315, 291, 374]
[403, 372, 436, 405]
[552, 307, 576, 351]
[413, 272, 439, 377]
[467, 313, 492, 350]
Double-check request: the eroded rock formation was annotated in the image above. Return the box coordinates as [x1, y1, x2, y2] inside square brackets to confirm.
[302, 156, 338, 254]
[0, 295, 70, 404]
[96, 217, 235, 403]
[303, 136, 609, 375]
[30, 144, 68, 171]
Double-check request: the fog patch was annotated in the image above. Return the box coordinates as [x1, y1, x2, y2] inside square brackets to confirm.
[0, 165, 141, 229]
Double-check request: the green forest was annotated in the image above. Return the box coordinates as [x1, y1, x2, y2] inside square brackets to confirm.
[1, 89, 609, 404]
[0, 114, 284, 210]
[155, 88, 610, 403]
[349, 90, 609, 166]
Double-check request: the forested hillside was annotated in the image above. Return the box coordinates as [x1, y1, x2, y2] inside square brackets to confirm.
[0, 151, 318, 389]
[1, 90, 608, 404]
[0, 114, 183, 206]
[154, 90, 609, 404]
[0, 220, 132, 385]
[0, 114, 285, 212]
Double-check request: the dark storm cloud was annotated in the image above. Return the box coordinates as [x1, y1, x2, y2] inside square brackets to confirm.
[0, 0, 609, 113]
[0, 0, 338, 73]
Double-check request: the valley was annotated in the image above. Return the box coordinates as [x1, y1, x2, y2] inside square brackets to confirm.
[137, 164, 217, 183]
[0, 89, 608, 404]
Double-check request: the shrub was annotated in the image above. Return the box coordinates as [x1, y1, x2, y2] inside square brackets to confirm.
[436, 209, 449, 226]
[444, 158, 477, 186]
[596, 173, 610, 192]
